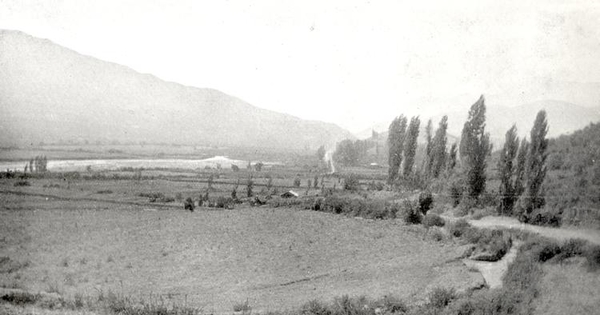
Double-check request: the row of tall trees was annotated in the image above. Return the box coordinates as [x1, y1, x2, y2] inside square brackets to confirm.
[387, 115, 421, 182]
[496, 110, 548, 219]
[460, 95, 549, 221]
[386, 94, 550, 222]
[388, 114, 454, 184]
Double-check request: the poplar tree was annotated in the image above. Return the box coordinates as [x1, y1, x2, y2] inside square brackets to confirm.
[514, 138, 529, 197]
[430, 116, 448, 178]
[447, 143, 458, 173]
[387, 115, 407, 182]
[460, 95, 491, 200]
[518, 110, 549, 218]
[402, 116, 421, 176]
[497, 125, 519, 215]
[424, 119, 433, 174]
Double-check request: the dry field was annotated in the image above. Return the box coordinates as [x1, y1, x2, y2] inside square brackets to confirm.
[0, 192, 481, 313]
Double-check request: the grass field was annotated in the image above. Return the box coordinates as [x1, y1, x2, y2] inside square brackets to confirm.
[0, 190, 482, 313]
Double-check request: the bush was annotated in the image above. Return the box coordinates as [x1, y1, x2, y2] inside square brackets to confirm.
[422, 213, 445, 228]
[585, 244, 600, 271]
[214, 196, 235, 209]
[293, 177, 302, 187]
[299, 299, 331, 315]
[13, 180, 30, 187]
[418, 191, 434, 215]
[184, 197, 194, 211]
[527, 208, 562, 227]
[554, 238, 587, 262]
[233, 300, 251, 312]
[427, 287, 456, 309]
[448, 219, 470, 237]
[401, 200, 421, 225]
[343, 174, 360, 191]
[522, 236, 562, 263]
[376, 295, 408, 314]
[429, 227, 445, 242]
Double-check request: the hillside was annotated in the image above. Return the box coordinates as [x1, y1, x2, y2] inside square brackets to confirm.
[0, 30, 354, 151]
[544, 122, 600, 228]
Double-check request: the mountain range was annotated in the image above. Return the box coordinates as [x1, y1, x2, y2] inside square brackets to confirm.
[0, 30, 354, 151]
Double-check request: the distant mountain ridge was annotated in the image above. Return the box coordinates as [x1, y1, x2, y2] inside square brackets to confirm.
[0, 30, 354, 151]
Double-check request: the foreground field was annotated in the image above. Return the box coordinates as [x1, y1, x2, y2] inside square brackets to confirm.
[0, 194, 480, 313]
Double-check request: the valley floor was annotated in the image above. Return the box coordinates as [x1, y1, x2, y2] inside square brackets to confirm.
[0, 193, 481, 313]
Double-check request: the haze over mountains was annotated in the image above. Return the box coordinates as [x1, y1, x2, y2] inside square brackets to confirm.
[0, 30, 354, 151]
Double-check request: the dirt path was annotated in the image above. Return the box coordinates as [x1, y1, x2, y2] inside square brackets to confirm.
[468, 216, 600, 245]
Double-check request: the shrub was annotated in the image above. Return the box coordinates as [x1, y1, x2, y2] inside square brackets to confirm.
[422, 213, 445, 228]
[184, 197, 194, 211]
[294, 177, 302, 187]
[331, 295, 371, 315]
[554, 238, 587, 262]
[233, 300, 251, 312]
[175, 192, 183, 201]
[585, 244, 600, 271]
[13, 180, 30, 187]
[343, 174, 360, 191]
[448, 219, 470, 237]
[527, 208, 562, 227]
[427, 287, 456, 309]
[401, 200, 421, 225]
[376, 295, 408, 314]
[429, 227, 445, 242]
[299, 299, 331, 315]
[521, 236, 562, 263]
[477, 230, 512, 261]
[418, 191, 434, 215]
[214, 196, 235, 209]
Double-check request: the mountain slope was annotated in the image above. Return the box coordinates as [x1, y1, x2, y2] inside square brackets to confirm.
[0, 30, 354, 150]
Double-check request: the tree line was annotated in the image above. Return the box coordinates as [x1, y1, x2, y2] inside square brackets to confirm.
[387, 95, 549, 223]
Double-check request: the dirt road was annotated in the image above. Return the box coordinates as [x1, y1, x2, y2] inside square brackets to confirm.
[462, 216, 600, 245]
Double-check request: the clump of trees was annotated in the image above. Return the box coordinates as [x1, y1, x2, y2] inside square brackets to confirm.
[333, 139, 371, 166]
[26, 155, 48, 173]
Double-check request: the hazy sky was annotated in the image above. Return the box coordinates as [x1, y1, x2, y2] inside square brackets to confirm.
[1, 0, 599, 132]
